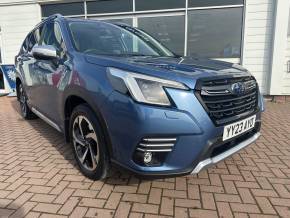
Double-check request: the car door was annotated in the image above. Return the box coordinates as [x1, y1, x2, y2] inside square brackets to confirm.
[32, 21, 69, 124]
[15, 28, 41, 107]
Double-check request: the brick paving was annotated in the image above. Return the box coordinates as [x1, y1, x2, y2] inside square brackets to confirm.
[0, 97, 290, 218]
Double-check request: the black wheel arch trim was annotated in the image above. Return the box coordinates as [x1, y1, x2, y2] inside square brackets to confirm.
[62, 85, 114, 158]
[15, 75, 24, 100]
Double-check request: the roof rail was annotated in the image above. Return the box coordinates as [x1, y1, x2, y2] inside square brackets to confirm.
[35, 14, 63, 28]
[45, 13, 63, 21]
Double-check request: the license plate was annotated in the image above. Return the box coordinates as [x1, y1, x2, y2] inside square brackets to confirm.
[223, 115, 256, 141]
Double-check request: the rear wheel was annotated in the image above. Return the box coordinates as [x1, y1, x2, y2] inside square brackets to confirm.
[70, 104, 109, 180]
[18, 83, 37, 119]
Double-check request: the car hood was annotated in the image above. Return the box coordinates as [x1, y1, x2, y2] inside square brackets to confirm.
[85, 55, 252, 89]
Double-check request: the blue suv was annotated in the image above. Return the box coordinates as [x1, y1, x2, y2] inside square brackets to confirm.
[15, 15, 263, 180]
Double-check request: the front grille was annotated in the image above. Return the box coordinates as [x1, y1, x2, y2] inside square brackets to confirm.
[196, 76, 259, 126]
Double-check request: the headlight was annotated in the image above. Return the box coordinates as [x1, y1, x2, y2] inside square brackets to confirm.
[108, 67, 188, 106]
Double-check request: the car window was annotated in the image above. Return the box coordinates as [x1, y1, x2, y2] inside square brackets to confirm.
[20, 34, 30, 54]
[68, 21, 174, 57]
[40, 21, 65, 58]
[27, 32, 37, 52]
[34, 26, 43, 45]
[25, 26, 43, 53]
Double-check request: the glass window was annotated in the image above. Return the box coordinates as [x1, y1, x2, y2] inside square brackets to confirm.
[21, 33, 31, 54]
[40, 22, 65, 57]
[187, 8, 243, 58]
[103, 18, 133, 26]
[188, 0, 243, 8]
[68, 21, 174, 57]
[27, 26, 44, 52]
[87, 0, 133, 14]
[138, 16, 185, 55]
[34, 27, 43, 43]
[41, 2, 84, 17]
[135, 0, 185, 11]
[28, 33, 37, 52]
[90, 18, 133, 26]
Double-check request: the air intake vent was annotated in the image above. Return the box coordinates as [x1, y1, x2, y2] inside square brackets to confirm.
[136, 138, 177, 153]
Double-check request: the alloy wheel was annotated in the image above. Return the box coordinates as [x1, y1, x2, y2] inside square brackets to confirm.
[72, 115, 100, 171]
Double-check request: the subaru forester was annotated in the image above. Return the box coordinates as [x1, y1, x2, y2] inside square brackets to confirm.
[15, 14, 263, 180]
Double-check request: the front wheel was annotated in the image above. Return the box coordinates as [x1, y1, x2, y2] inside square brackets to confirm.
[69, 104, 109, 180]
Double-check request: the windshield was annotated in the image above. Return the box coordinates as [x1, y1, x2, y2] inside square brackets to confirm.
[68, 21, 175, 57]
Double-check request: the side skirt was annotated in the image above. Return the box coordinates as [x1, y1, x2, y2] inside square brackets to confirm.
[31, 107, 62, 132]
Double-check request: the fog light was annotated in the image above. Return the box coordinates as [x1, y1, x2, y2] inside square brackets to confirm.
[144, 152, 152, 164]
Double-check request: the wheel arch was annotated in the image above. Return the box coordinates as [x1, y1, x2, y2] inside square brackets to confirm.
[63, 92, 113, 158]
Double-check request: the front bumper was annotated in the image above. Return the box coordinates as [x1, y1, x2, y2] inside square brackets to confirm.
[100, 88, 263, 176]
[191, 132, 260, 174]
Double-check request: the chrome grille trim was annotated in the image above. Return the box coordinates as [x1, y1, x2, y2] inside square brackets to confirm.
[201, 89, 231, 96]
[203, 91, 256, 104]
[142, 138, 177, 142]
[139, 143, 174, 147]
[136, 148, 173, 152]
[136, 137, 177, 153]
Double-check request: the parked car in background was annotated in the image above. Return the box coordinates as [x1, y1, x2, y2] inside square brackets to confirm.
[15, 14, 263, 180]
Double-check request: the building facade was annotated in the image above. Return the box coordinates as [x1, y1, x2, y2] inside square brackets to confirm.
[0, 0, 289, 95]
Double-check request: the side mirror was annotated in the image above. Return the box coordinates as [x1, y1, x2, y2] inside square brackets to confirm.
[32, 45, 57, 60]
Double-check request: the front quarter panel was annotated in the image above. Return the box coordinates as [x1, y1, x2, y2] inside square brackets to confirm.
[61, 55, 114, 122]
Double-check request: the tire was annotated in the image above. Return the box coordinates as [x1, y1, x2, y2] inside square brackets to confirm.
[69, 104, 110, 180]
[18, 83, 37, 120]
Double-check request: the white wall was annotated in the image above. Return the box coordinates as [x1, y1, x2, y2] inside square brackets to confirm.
[282, 37, 290, 94]
[282, 8, 290, 95]
[242, 0, 275, 95]
[0, 2, 41, 64]
[268, 0, 290, 95]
